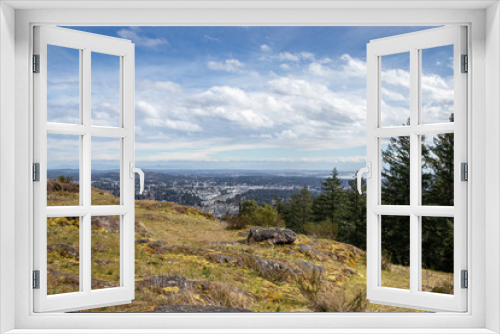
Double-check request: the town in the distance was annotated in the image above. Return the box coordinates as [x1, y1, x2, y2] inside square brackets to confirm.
[47, 169, 355, 218]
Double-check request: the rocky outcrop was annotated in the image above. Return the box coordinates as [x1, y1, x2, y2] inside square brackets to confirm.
[91, 216, 120, 232]
[247, 227, 297, 245]
[47, 243, 79, 260]
[48, 268, 116, 289]
[153, 305, 252, 313]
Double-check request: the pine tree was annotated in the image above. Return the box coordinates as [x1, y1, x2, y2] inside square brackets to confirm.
[423, 114, 454, 206]
[381, 119, 411, 266]
[344, 174, 367, 249]
[312, 168, 346, 238]
[421, 114, 454, 273]
[283, 186, 313, 233]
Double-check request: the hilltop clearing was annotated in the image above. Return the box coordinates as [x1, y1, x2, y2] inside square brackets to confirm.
[46, 181, 451, 312]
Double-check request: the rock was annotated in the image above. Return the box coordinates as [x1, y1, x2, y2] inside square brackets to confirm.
[91, 216, 120, 232]
[135, 239, 150, 244]
[47, 243, 79, 260]
[153, 305, 252, 313]
[48, 268, 116, 289]
[247, 227, 297, 245]
[206, 254, 236, 264]
[148, 241, 166, 250]
[294, 261, 325, 275]
[138, 275, 190, 291]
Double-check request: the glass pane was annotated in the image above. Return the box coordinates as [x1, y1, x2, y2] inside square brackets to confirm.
[421, 217, 454, 295]
[92, 215, 121, 289]
[421, 45, 454, 124]
[47, 134, 80, 206]
[91, 52, 121, 127]
[380, 52, 410, 128]
[91, 137, 121, 206]
[381, 136, 410, 205]
[381, 215, 410, 290]
[47, 216, 80, 295]
[47, 45, 80, 124]
[421, 133, 454, 206]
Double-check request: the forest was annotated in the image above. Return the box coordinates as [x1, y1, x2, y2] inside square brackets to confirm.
[226, 122, 454, 273]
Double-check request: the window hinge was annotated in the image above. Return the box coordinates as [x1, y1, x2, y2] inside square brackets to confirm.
[33, 163, 40, 182]
[461, 54, 468, 73]
[461, 162, 468, 181]
[461, 270, 468, 289]
[33, 54, 40, 73]
[33, 270, 40, 289]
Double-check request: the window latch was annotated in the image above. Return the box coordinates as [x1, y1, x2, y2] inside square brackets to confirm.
[356, 161, 371, 194]
[129, 162, 145, 195]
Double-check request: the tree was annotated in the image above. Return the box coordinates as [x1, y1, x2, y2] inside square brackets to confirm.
[312, 168, 346, 239]
[284, 186, 313, 233]
[423, 114, 454, 206]
[343, 174, 367, 249]
[421, 114, 455, 273]
[381, 119, 411, 266]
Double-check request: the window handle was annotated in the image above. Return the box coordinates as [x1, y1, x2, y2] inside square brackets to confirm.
[356, 161, 371, 195]
[129, 162, 145, 194]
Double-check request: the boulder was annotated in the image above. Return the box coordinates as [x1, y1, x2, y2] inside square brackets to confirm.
[247, 227, 297, 245]
[91, 216, 120, 232]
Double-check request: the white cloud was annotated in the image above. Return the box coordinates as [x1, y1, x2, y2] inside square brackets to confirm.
[116, 29, 168, 47]
[261, 44, 271, 52]
[276, 52, 300, 62]
[207, 59, 246, 73]
[279, 63, 290, 70]
[381, 87, 406, 102]
[144, 118, 202, 132]
[204, 35, 221, 43]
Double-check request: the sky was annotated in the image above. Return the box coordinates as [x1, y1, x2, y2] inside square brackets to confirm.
[46, 26, 454, 171]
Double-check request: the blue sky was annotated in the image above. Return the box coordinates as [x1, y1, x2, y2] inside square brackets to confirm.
[47, 26, 454, 171]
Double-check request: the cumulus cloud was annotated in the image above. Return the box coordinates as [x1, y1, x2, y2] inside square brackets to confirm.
[261, 44, 271, 52]
[116, 28, 168, 47]
[56, 46, 452, 169]
[207, 59, 246, 73]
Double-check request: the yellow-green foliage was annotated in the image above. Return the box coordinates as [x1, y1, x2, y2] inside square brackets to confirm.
[46, 186, 452, 313]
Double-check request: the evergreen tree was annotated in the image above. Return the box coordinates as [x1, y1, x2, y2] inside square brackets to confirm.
[423, 114, 454, 206]
[284, 186, 313, 233]
[381, 119, 411, 266]
[421, 114, 455, 273]
[312, 168, 346, 238]
[344, 174, 367, 249]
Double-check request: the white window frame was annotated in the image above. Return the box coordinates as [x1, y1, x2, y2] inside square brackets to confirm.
[1, 1, 499, 333]
[366, 26, 467, 312]
[33, 25, 136, 313]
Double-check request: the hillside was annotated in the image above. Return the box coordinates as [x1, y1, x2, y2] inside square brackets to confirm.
[46, 180, 451, 312]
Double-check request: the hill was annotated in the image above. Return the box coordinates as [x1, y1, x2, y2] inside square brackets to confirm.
[46, 180, 450, 312]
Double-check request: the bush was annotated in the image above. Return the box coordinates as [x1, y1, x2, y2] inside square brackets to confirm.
[303, 219, 338, 239]
[225, 201, 284, 230]
[381, 249, 392, 271]
[224, 213, 248, 230]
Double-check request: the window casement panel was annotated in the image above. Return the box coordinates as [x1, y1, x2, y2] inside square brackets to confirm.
[366, 26, 467, 312]
[33, 26, 136, 312]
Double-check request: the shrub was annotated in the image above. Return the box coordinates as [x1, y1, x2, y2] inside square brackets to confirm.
[303, 219, 338, 240]
[381, 249, 392, 271]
